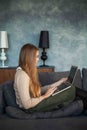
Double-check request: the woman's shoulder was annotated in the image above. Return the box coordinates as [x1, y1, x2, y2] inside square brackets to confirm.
[15, 67, 29, 80]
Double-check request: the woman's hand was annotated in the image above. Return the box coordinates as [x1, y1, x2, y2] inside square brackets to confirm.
[41, 77, 68, 100]
[42, 86, 57, 99]
[55, 77, 68, 87]
[60, 77, 68, 84]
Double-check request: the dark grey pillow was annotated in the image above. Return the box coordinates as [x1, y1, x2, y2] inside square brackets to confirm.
[82, 68, 87, 91]
[38, 71, 69, 86]
[3, 81, 18, 107]
[0, 85, 5, 114]
[84, 109, 87, 115]
[6, 100, 83, 119]
[6, 106, 34, 119]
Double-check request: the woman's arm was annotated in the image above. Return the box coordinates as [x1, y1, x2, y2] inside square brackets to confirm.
[15, 70, 67, 109]
[41, 78, 68, 94]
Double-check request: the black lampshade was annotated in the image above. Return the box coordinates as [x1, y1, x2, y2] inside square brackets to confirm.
[39, 31, 49, 49]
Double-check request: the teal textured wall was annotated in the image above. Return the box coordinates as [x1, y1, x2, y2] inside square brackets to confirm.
[0, 0, 87, 71]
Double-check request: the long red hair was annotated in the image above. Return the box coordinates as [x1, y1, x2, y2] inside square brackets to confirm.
[19, 43, 41, 97]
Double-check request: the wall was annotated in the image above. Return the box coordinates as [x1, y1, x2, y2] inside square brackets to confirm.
[0, 0, 87, 71]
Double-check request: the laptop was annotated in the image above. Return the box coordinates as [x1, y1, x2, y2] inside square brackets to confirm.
[52, 65, 78, 96]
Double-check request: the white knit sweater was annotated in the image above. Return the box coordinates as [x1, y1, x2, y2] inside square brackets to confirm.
[14, 67, 44, 109]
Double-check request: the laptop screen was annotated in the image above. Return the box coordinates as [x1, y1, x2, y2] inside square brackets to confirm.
[68, 66, 78, 84]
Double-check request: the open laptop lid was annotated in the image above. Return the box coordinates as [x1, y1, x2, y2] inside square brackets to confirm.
[52, 65, 78, 96]
[68, 65, 78, 84]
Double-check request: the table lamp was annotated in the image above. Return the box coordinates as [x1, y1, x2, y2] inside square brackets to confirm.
[0, 31, 8, 67]
[39, 31, 49, 67]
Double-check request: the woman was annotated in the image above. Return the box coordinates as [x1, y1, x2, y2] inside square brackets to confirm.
[14, 43, 76, 112]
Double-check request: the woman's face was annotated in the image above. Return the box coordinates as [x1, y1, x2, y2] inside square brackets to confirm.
[35, 51, 39, 64]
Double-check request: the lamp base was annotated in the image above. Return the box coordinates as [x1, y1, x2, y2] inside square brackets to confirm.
[0, 48, 8, 68]
[0, 65, 8, 68]
[40, 48, 49, 67]
[39, 65, 50, 67]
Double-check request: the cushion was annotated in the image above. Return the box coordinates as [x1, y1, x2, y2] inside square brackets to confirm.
[84, 109, 87, 115]
[38, 71, 69, 86]
[38, 69, 82, 89]
[82, 68, 87, 91]
[5, 100, 83, 119]
[0, 85, 5, 114]
[50, 100, 83, 118]
[6, 106, 34, 119]
[3, 80, 18, 107]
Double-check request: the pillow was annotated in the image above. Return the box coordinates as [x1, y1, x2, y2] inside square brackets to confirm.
[6, 100, 83, 119]
[84, 109, 87, 115]
[6, 106, 34, 119]
[0, 85, 5, 114]
[38, 71, 69, 86]
[3, 81, 18, 107]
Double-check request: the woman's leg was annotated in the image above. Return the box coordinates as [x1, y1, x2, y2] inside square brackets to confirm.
[28, 85, 76, 112]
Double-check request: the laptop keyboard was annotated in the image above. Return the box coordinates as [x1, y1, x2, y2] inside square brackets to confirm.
[55, 82, 71, 92]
